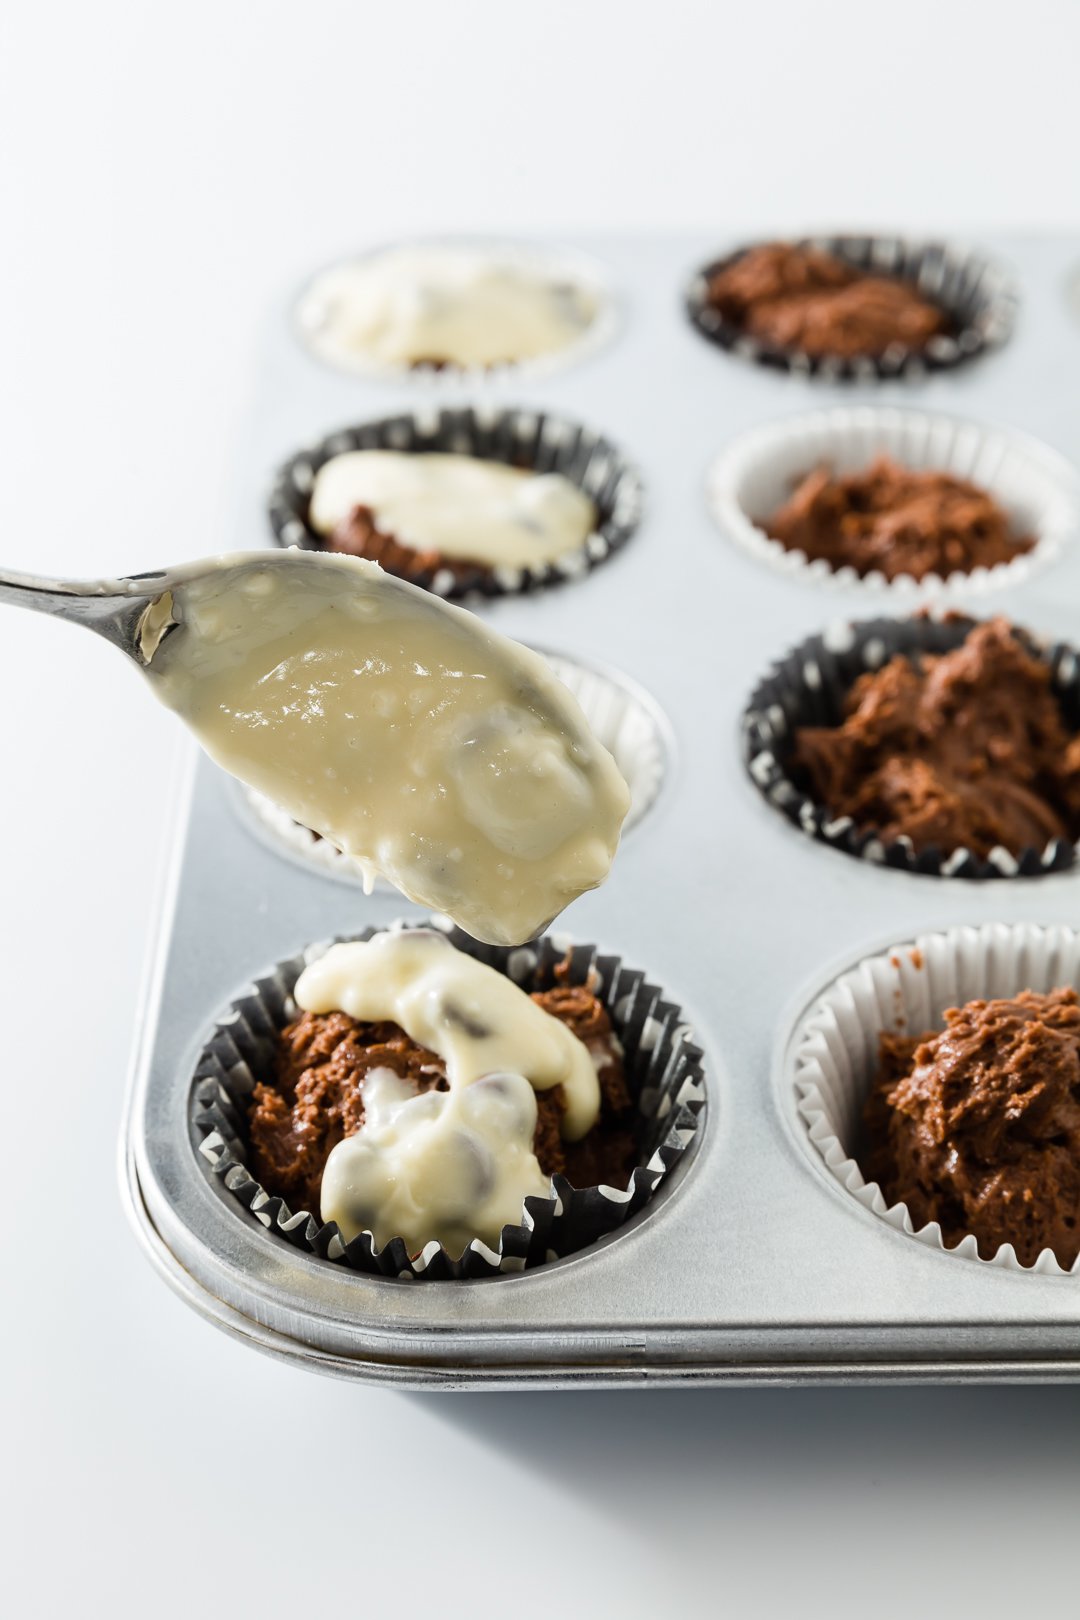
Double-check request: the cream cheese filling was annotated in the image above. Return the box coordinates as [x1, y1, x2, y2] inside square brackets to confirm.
[297, 932, 600, 1137]
[319, 1066, 550, 1258]
[298, 246, 599, 369]
[297, 931, 602, 1257]
[146, 552, 629, 946]
[309, 450, 596, 570]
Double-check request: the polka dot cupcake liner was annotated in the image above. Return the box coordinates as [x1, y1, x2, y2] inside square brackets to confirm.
[190, 920, 707, 1282]
[267, 404, 644, 602]
[743, 612, 1080, 879]
[687, 234, 1017, 380]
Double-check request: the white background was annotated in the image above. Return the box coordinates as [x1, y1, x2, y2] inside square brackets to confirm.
[3, 3, 1080, 1614]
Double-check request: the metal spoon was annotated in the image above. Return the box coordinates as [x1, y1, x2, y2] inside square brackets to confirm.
[0, 551, 630, 945]
[0, 551, 435, 666]
[0, 564, 180, 664]
[0, 550, 473, 667]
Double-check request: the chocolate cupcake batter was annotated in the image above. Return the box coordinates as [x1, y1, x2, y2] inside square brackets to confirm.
[862, 987, 1080, 1267]
[705, 243, 950, 360]
[326, 503, 488, 592]
[793, 618, 1080, 859]
[765, 456, 1034, 582]
[248, 979, 636, 1216]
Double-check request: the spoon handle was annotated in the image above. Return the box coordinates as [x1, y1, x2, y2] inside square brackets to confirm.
[0, 567, 169, 658]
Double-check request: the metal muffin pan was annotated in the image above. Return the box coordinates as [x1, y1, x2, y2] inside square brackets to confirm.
[121, 233, 1080, 1386]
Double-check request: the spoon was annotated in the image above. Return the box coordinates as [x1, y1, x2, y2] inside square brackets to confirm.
[0, 563, 181, 663]
[0, 551, 630, 946]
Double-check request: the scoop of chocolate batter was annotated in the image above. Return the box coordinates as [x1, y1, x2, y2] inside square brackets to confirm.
[705, 243, 950, 359]
[861, 987, 1080, 1267]
[765, 456, 1034, 582]
[793, 618, 1080, 859]
[247, 978, 635, 1217]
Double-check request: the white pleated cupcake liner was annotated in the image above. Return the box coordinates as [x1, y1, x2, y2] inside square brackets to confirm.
[686, 233, 1017, 380]
[791, 922, 1080, 1275]
[233, 646, 671, 883]
[707, 405, 1079, 596]
[268, 403, 643, 602]
[293, 238, 618, 385]
[190, 918, 707, 1281]
[743, 611, 1080, 879]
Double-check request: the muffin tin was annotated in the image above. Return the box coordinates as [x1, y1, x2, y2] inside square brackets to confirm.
[121, 233, 1080, 1386]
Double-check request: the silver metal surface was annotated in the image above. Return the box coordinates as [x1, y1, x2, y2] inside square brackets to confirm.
[0, 565, 173, 658]
[122, 233, 1080, 1385]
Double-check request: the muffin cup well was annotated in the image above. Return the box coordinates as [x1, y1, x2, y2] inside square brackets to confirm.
[293, 239, 618, 385]
[191, 920, 707, 1281]
[268, 405, 644, 602]
[707, 406, 1078, 596]
[686, 234, 1017, 380]
[234, 647, 672, 884]
[743, 613, 1080, 879]
[791, 922, 1080, 1275]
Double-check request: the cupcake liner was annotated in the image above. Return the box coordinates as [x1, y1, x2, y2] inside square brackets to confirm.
[707, 405, 1078, 595]
[686, 234, 1017, 380]
[233, 646, 671, 883]
[790, 921, 1080, 1275]
[268, 404, 643, 601]
[190, 919, 707, 1281]
[743, 612, 1080, 878]
[293, 238, 618, 385]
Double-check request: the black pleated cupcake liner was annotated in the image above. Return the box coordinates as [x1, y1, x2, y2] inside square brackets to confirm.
[190, 919, 707, 1281]
[267, 405, 643, 602]
[743, 613, 1080, 879]
[686, 234, 1018, 381]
